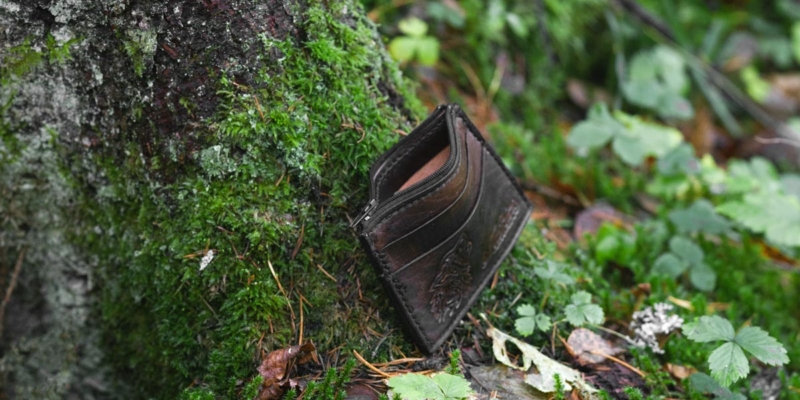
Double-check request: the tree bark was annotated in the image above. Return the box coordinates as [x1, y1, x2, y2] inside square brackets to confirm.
[0, 0, 420, 397]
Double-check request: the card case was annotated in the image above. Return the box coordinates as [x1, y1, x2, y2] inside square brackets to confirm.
[351, 104, 532, 354]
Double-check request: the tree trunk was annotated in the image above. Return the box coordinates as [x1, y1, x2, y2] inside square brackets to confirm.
[0, 0, 420, 397]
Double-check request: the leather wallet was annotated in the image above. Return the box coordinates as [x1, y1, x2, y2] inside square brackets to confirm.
[351, 104, 532, 354]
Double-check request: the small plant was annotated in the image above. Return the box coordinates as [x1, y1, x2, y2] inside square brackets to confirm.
[302, 358, 356, 400]
[387, 372, 473, 400]
[514, 303, 552, 336]
[567, 103, 682, 166]
[622, 45, 694, 120]
[682, 316, 789, 387]
[564, 291, 605, 327]
[388, 17, 440, 66]
[717, 191, 800, 248]
[651, 236, 716, 291]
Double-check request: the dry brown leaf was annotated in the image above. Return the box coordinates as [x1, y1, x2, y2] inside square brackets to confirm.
[257, 342, 316, 400]
[666, 363, 697, 380]
[565, 328, 624, 366]
[573, 203, 632, 240]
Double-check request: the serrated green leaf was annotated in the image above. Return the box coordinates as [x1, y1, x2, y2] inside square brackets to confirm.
[565, 291, 604, 326]
[708, 342, 749, 387]
[690, 372, 747, 400]
[668, 200, 732, 235]
[782, 173, 800, 201]
[652, 253, 688, 278]
[717, 192, 800, 247]
[657, 143, 698, 176]
[534, 261, 575, 286]
[623, 46, 692, 119]
[517, 304, 537, 317]
[733, 327, 789, 366]
[415, 37, 440, 66]
[612, 113, 683, 166]
[388, 373, 443, 400]
[398, 17, 428, 37]
[388, 37, 417, 63]
[566, 119, 619, 149]
[669, 236, 704, 264]
[683, 316, 735, 342]
[432, 373, 474, 399]
[689, 262, 716, 291]
[535, 314, 552, 332]
[515, 316, 537, 336]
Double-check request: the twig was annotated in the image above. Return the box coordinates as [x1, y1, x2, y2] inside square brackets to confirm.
[755, 136, 800, 148]
[352, 350, 391, 378]
[0, 248, 26, 338]
[588, 350, 647, 378]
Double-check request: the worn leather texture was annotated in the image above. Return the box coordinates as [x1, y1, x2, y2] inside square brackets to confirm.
[354, 104, 532, 354]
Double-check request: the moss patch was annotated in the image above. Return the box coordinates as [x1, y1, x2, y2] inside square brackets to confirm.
[79, 0, 424, 397]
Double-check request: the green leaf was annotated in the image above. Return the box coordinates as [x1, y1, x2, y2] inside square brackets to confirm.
[515, 304, 552, 336]
[708, 342, 749, 387]
[398, 17, 428, 37]
[388, 37, 417, 63]
[792, 22, 800, 64]
[533, 261, 575, 286]
[733, 327, 789, 366]
[689, 262, 716, 292]
[566, 119, 619, 149]
[622, 46, 693, 119]
[388, 373, 443, 400]
[689, 372, 747, 400]
[740, 65, 770, 103]
[505, 13, 528, 38]
[612, 113, 683, 166]
[432, 373, 474, 399]
[669, 236, 704, 264]
[415, 37, 440, 66]
[657, 143, 698, 176]
[717, 191, 800, 247]
[565, 291, 604, 326]
[594, 236, 619, 265]
[683, 316, 735, 342]
[668, 200, 732, 235]
[652, 253, 688, 278]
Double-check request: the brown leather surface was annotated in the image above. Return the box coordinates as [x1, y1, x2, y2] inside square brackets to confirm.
[356, 104, 532, 354]
[398, 147, 450, 192]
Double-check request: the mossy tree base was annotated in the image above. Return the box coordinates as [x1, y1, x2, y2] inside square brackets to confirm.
[1, 0, 424, 397]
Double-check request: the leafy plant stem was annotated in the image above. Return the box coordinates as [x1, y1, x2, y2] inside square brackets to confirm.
[540, 290, 550, 311]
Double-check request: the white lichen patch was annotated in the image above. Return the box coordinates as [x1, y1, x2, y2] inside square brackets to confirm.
[629, 303, 684, 354]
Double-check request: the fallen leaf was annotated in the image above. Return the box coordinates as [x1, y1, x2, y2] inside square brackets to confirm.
[574, 203, 632, 240]
[666, 363, 697, 380]
[565, 328, 624, 365]
[488, 327, 596, 394]
[257, 342, 316, 400]
[468, 365, 548, 400]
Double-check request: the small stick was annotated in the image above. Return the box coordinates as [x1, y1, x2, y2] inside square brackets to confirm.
[316, 264, 336, 282]
[0, 248, 25, 338]
[588, 350, 647, 378]
[353, 350, 391, 378]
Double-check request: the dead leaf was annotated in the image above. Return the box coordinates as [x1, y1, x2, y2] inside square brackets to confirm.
[488, 327, 596, 394]
[574, 203, 632, 240]
[565, 328, 624, 365]
[666, 363, 697, 380]
[468, 365, 548, 400]
[257, 342, 316, 400]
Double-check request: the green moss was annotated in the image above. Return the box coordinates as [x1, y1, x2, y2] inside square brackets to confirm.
[80, 0, 424, 397]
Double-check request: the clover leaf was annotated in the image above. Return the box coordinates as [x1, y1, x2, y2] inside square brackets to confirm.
[564, 291, 604, 327]
[652, 236, 716, 291]
[515, 304, 552, 336]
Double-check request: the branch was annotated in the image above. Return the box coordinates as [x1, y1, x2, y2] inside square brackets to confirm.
[0, 247, 26, 339]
